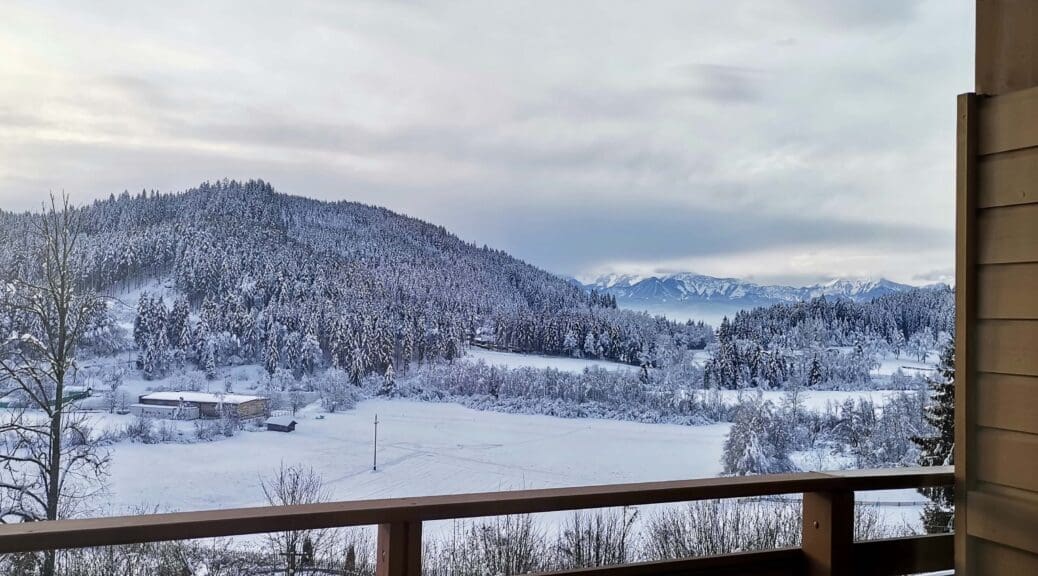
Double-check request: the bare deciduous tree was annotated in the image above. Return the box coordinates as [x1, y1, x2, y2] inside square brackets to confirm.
[260, 462, 328, 575]
[0, 195, 109, 576]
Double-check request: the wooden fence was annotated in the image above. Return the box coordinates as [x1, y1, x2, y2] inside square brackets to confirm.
[0, 466, 953, 576]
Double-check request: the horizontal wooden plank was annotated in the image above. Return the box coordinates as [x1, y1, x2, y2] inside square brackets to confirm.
[533, 548, 802, 576]
[978, 263, 1038, 318]
[977, 373, 1038, 434]
[974, 539, 1038, 575]
[0, 467, 951, 554]
[979, 86, 1038, 155]
[977, 203, 1038, 264]
[852, 534, 954, 576]
[975, 320, 1038, 376]
[976, 427, 1038, 492]
[979, 147, 1038, 208]
[968, 489, 1038, 555]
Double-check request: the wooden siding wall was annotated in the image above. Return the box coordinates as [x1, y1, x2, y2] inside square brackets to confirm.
[958, 86, 1038, 574]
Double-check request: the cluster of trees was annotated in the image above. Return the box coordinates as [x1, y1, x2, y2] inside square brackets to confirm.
[726, 288, 953, 354]
[491, 309, 712, 364]
[703, 318, 881, 390]
[401, 361, 717, 425]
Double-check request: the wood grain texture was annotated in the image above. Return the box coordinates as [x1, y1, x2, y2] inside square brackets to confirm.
[377, 522, 421, 576]
[976, 427, 1038, 492]
[979, 147, 1038, 208]
[978, 86, 1038, 154]
[956, 91, 978, 576]
[978, 263, 1038, 318]
[968, 489, 1038, 555]
[977, 203, 1038, 264]
[976, 372, 1038, 434]
[974, 539, 1038, 575]
[975, 320, 1038, 376]
[977, 0, 1038, 95]
[802, 491, 854, 576]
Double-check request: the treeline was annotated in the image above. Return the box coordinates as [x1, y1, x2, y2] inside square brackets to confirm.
[0, 180, 710, 381]
[727, 287, 954, 351]
[700, 287, 953, 390]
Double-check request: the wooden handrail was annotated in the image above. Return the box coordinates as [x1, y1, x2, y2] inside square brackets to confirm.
[0, 466, 954, 576]
[0, 466, 952, 554]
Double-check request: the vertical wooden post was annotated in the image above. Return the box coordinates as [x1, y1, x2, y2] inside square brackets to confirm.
[376, 521, 421, 576]
[802, 490, 854, 576]
[955, 91, 978, 576]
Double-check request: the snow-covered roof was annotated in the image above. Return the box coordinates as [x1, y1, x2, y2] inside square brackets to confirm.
[265, 415, 297, 427]
[140, 391, 266, 405]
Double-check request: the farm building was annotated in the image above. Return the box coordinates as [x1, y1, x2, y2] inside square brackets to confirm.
[129, 403, 199, 420]
[265, 416, 297, 432]
[137, 392, 269, 419]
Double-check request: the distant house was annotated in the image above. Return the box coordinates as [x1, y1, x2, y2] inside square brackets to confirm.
[138, 391, 269, 419]
[265, 415, 297, 432]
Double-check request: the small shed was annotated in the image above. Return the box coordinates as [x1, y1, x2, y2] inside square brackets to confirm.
[265, 415, 297, 433]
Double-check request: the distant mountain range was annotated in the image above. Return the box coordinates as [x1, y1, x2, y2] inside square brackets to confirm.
[571, 273, 920, 324]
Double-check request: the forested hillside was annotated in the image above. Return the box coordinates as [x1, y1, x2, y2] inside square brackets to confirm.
[0, 180, 711, 381]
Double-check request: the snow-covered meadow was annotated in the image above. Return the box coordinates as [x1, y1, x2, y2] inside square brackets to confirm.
[102, 399, 729, 513]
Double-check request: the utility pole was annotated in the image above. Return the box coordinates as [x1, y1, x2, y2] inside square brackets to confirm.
[373, 414, 379, 471]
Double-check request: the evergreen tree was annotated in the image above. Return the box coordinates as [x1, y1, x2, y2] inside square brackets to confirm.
[912, 337, 955, 533]
[265, 337, 280, 377]
[807, 358, 823, 388]
[378, 363, 396, 396]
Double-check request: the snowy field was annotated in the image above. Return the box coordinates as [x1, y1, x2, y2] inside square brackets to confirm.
[92, 399, 922, 534]
[462, 347, 637, 373]
[103, 399, 730, 514]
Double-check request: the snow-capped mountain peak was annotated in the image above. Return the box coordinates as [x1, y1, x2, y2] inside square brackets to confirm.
[578, 273, 913, 306]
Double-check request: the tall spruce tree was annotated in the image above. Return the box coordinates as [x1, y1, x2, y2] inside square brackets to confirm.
[912, 337, 955, 533]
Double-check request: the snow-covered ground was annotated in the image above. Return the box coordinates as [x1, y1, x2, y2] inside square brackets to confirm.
[103, 399, 729, 515]
[92, 398, 922, 533]
[463, 347, 638, 373]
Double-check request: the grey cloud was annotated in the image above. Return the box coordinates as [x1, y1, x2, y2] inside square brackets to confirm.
[683, 65, 765, 104]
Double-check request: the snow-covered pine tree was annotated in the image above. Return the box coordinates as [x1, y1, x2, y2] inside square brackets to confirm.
[265, 336, 280, 377]
[807, 358, 823, 388]
[912, 337, 955, 534]
[378, 363, 396, 396]
[583, 331, 598, 358]
[563, 330, 579, 357]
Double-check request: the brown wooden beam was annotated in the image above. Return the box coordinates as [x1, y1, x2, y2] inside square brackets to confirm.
[852, 534, 954, 576]
[377, 521, 421, 576]
[801, 490, 854, 576]
[977, 0, 1038, 95]
[532, 548, 803, 576]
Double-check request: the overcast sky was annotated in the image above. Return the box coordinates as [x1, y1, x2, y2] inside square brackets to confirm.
[1, 1, 972, 285]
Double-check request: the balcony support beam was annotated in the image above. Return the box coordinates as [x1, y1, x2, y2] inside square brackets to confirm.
[377, 521, 422, 576]
[802, 490, 854, 576]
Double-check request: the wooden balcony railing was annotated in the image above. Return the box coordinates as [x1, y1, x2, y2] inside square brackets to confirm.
[0, 465, 953, 576]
